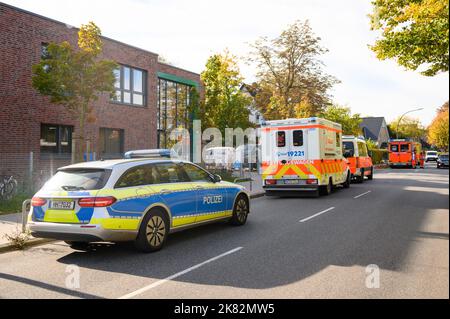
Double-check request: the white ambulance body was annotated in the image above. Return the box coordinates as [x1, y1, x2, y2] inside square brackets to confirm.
[260, 117, 351, 196]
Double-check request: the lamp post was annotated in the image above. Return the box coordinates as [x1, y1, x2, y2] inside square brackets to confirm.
[396, 108, 424, 139]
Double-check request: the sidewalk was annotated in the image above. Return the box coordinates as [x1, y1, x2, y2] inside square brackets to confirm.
[0, 212, 25, 246]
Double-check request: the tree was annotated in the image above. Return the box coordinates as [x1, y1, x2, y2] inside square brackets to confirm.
[32, 22, 117, 161]
[200, 52, 253, 135]
[428, 101, 449, 150]
[321, 104, 362, 135]
[388, 116, 427, 140]
[247, 20, 338, 120]
[369, 0, 449, 76]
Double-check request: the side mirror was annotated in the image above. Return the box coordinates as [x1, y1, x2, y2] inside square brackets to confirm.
[213, 174, 222, 183]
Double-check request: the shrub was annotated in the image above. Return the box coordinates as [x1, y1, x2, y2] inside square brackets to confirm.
[370, 149, 389, 164]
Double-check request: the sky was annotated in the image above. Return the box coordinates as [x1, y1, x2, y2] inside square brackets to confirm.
[3, 0, 449, 126]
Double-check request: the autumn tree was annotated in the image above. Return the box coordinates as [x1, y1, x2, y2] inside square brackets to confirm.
[388, 116, 427, 140]
[369, 0, 449, 76]
[247, 20, 338, 120]
[321, 104, 363, 136]
[32, 22, 117, 161]
[200, 52, 252, 135]
[428, 101, 449, 150]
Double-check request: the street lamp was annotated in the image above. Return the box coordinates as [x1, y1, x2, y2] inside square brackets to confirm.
[396, 108, 424, 139]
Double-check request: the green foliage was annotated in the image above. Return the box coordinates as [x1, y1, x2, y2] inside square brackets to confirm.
[370, 149, 389, 164]
[0, 193, 29, 215]
[369, 0, 449, 76]
[248, 20, 338, 120]
[366, 138, 379, 150]
[200, 52, 253, 135]
[321, 104, 362, 135]
[428, 101, 449, 150]
[32, 22, 117, 161]
[388, 116, 427, 140]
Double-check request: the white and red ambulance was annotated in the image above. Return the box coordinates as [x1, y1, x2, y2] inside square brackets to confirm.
[260, 117, 351, 196]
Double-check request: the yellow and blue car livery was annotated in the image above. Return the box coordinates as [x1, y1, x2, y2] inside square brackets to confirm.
[28, 159, 250, 244]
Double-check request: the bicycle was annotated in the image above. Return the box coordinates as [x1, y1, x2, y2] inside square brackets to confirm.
[0, 175, 18, 200]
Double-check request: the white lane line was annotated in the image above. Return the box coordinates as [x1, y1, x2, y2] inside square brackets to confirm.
[354, 191, 372, 199]
[299, 207, 335, 223]
[118, 247, 243, 299]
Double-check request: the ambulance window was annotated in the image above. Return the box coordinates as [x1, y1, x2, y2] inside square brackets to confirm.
[400, 144, 409, 152]
[390, 144, 398, 152]
[277, 131, 286, 147]
[358, 142, 368, 156]
[293, 130, 303, 147]
[336, 133, 341, 147]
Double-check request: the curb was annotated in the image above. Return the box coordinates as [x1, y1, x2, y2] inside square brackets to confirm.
[250, 192, 265, 199]
[0, 238, 54, 254]
[0, 191, 266, 254]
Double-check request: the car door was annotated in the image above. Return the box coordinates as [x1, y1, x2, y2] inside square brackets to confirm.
[180, 163, 229, 223]
[151, 162, 198, 228]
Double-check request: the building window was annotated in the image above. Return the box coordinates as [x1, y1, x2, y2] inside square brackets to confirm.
[99, 128, 124, 158]
[40, 124, 73, 154]
[157, 78, 193, 149]
[112, 65, 146, 106]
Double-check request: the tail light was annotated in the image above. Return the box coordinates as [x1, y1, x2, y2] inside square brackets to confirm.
[79, 196, 116, 207]
[265, 179, 277, 185]
[31, 197, 47, 207]
[306, 179, 318, 185]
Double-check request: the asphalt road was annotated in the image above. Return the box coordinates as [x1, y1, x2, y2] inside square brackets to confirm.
[0, 165, 448, 299]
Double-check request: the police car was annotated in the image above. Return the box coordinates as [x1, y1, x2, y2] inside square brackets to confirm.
[28, 159, 250, 252]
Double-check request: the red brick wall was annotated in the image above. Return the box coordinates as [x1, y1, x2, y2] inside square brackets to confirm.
[0, 3, 201, 190]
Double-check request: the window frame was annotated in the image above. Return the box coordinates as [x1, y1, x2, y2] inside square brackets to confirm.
[40, 123, 73, 156]
[99, 127, 124, 158]
[111, 64, 147, 107]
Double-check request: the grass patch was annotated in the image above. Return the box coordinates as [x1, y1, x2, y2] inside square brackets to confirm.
[0, 194, 30, 215]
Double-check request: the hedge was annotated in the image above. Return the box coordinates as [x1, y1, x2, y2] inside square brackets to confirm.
[370, 149, 389, 164]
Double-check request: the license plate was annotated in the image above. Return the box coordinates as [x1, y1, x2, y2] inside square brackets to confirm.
[284, 179, 299, 185]
[50, 200, 75, 210]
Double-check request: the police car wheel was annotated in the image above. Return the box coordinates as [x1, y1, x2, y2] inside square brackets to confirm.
[230, 196, 249, 226]
[135, 209, 169, 253]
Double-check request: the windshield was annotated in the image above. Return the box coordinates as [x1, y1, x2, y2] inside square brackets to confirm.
[427, 152, 438, 156]
[343, 141, 355, 154]
[439, 155, 449, 160]
[41, 169, 111, 191]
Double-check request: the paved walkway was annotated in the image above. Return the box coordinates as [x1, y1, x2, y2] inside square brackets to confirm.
[0, 213, 25, 246]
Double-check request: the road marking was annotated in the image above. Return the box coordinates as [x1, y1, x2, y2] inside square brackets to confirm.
[118, 247, 243, 299]
[299, 207, 335, 223]
[354, 191, 372, 199]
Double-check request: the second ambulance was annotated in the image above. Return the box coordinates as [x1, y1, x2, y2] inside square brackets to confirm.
[260, 117, 351, 196]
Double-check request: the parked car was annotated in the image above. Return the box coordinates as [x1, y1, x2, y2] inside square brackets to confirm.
[425, 151, 439, 162]
[437, 154, 449, 169]
[28, 159, 250, 252]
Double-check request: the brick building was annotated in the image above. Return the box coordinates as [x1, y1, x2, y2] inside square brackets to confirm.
[0, 2, 201, 189]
